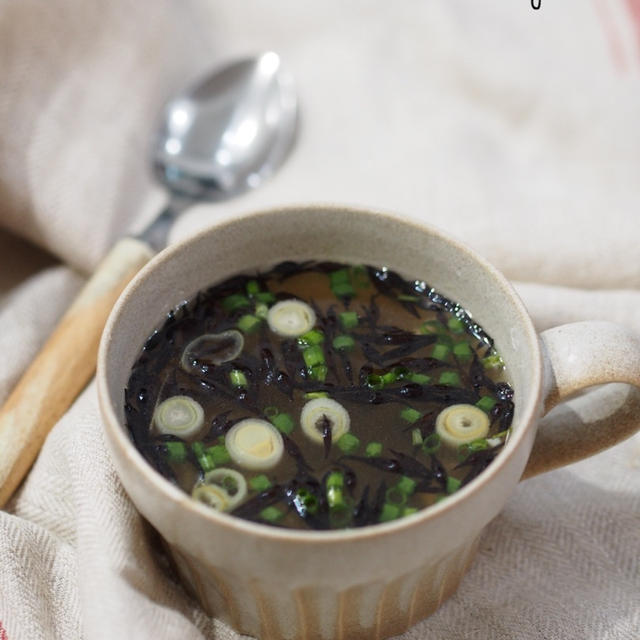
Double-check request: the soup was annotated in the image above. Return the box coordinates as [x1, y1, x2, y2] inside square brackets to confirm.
[124, 261, 514, 529]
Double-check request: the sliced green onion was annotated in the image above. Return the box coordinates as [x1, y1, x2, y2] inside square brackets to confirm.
[192, 484, 230, 511]
[422, 432, 441, 454]
[181, 330, 244, 372]
[332, 335, 355, 351]
[447, 317, 465, 334]
[397, 294, 419, 303]
[310, 364, 328, 382]
[329, 269, 350, 286]
[255, 291, 277, 304]
[260, 506, 284, 524]
[326, 472, 345, 509]
[438, 371, 461, 386]
[396, 476, 417, 496]
[446, 476, 461, 494]
[482, 353, 504, 370]
[326, 471, 344, 488]
[297, 329, 324, 347]
[270, 412, 295, 435]
[381, 370, 397, 385]
[237, 314, 262, 334]
[336, 432, 360, 453]
[206, 444, 231, 466]
[400, 407, 422, 424]
[302, 345, 325, 368]
[402, 507, 418, 517]
[154, 395, 204, 438]
[225, 419, 284, 470]
[476, 395, 497, 412]
[418, 320, 443, 335]
[229, 369, 249, 388]
[436, 404, 490, 448]
[379, 503, 401, 523]
[332, 282, 355, 298]
[222, 294, 251, 312]
[411, 428, 423, 447]
[246, 280, 261, 296]
[339, 311, 358, 329]
[365, 441, 383, 457]
[249, 474, 272, 492]
[267, 299, 316, 337]
[165, 441, 187, 463]
[366, 373, 385, 390]
[203, 467, 248, 508]
[254, 302, 269, 320]
[300, 398, 350, 444]
[453, 342, 472, 361]
[303, 391, 329, 400]
[432, 343, 450, 361]
[408, 373, 431, 385]
[192, 441, 215, 472]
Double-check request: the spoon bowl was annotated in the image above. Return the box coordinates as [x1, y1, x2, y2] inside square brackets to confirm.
[153, 52, 297, 200]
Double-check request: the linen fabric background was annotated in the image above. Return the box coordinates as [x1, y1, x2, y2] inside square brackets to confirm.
[1, 1, 639, 639]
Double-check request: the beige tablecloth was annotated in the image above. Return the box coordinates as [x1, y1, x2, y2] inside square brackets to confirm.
[1, 1, 639, 639]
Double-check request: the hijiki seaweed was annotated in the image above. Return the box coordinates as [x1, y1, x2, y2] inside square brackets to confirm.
[124, 262, 514, 529]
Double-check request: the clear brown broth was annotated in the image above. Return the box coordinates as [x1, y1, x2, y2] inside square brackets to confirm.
[125, 262, 514, 530]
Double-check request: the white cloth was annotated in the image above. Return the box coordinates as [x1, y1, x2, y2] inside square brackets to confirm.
[1, 1, 639, 639]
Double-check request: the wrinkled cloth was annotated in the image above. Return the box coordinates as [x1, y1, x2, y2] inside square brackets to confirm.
[1, 1, 639, 639]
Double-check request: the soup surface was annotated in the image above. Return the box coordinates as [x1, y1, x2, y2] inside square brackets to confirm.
[125, 261, 514, 529]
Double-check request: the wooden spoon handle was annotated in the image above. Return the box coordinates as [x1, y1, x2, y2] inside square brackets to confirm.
[0, 237, 154, 508]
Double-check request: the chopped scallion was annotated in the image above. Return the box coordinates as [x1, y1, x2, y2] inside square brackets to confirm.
[453, 342, 472, 360]
[400, 407, 422, 423]
[339, 311, 358, 329]
[447, 317, 465, 334]
[408, 373, 431, 385]
[270, 412, 295, 435]
[365, 441, 383, 457]
[446, 476, 461, 494]
[206, 444, 231, 465]
[192, 442, 215, 472]
[303, 391, 329, 399]
[411, 428, 423, 447]
[438, 371, 461, 386]
[237, 314, 262, 334]
[385, 487, 408, 506]
[482, 353, 504, 370]
[379, 503, 401, 523]
[302, 345, 325, 368]
[418, 320, 442, 335]
[432, 343, 450, 361]
[397, 294, 420, 303]
[260, 506, 284, 524]
[310, 364, 328, 382]
[222, 294, 251, 312]
[402, 507, 418, 517]
[229, 369, 248, 388]
[297, 329, 325, 347]
[476, 395, 497, 412]
[336, 432, 360, 453]
[264, 406, 279, 418]
[246, 280, 261, 296]
[165, 441, 187, 463]
[249, 474, 272, 492]
[255, 291, 276, 304]
[396, 476, 417, 496]
[332, 335, 355, 351]
[254, 302, 269, 320]
[422, 432, 441, 454]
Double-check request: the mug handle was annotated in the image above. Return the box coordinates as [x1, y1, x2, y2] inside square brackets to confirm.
[521, 321, 640, 479]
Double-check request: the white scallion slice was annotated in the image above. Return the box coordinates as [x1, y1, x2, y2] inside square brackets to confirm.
[225, 419, 284, 471]
[300, 397, 350, 445]
[203, 468, 248, 508]
[267, 299, 316, 337]
[153, 395, 204, 438]
[191, 484, 230, 511]
[435, 404, 490, 447]
[181, 330, 244, 373]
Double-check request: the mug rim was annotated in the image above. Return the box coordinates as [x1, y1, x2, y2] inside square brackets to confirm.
[97, 203, 543, 544]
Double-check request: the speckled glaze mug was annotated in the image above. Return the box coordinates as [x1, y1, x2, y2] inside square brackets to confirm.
[97, 205, 640, 640]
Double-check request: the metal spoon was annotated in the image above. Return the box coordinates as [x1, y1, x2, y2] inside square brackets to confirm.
[0, 51, 297, 508]
[142, 51, 297, 250]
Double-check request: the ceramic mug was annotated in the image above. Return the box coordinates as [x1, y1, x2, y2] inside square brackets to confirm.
[97, 205, 640, 640]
